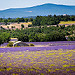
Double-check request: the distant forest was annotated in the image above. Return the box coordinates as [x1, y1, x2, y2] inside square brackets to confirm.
[0, 15, 75, 26]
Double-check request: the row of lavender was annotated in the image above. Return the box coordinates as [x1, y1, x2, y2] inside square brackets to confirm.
[25, 41, 75, 45]
[0, 45, 75, 53]
[0, 41, 75, 47]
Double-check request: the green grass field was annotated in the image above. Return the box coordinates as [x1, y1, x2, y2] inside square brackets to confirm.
[59, 21, 75, 24]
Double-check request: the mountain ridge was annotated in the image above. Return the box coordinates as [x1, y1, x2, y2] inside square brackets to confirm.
[0, 3, 75, 18]
[1, 3, 75, 11]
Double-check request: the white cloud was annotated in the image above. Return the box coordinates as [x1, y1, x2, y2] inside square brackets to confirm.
[26, 11, 32, 12]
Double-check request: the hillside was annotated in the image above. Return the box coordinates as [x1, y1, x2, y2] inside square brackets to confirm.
[0, 3, 75, 18]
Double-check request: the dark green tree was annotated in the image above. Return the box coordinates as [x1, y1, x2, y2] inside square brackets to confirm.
[0, 35, 3, 45]
[25, 18, 29, 22]
[21, 24, 24, 28]
[18, 34, 29, 42]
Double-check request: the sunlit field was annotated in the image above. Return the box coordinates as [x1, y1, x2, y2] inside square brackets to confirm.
[59, 21, 75, 24]
[0, 49, 75, 75]
[21, 22, 32, 25]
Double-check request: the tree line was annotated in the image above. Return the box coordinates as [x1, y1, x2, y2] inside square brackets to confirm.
[0, 24, 75, 45]
[0, 18, 33, 25]
[32, 15, 75, 26]
[0, 15, 75, 26]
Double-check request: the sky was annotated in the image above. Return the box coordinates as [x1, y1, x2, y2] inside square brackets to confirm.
[0, 0, 75, 10]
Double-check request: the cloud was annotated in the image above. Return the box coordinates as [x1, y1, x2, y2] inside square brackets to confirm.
[26, 11, 32, 12]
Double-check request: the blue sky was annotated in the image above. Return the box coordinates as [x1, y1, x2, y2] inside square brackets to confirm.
[0, 0, 75, 10]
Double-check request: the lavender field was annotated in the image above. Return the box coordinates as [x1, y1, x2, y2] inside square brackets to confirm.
[0, 41, 75, 75]
[25, 41, 75, 46]
[0, 49, 75, 75]
[0, 45, 75, 53]
[1, 41, 75, 47]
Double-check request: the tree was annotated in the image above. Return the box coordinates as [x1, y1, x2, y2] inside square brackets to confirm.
[21, 17, 25, 22]
[28, 24, 32, 27]
[8, 18, 12, 22]
[25, 18, 29, 22]
[2, 32, 10, 42]
[18, 21, 20, 24]
[13, 26, 15, 28]
[18, 34, 29, 42]
[60, 25, 65, 29]
[56, 25, 59, 27]
[45, 31, 66, 41]
[0, 35, 3, 45]
[4, 19, 8, 25]
[11, 26, 14, 29]
[29, 18, 33, 22]
[7, 26, 9, 29]
[21, 24, 24, 28]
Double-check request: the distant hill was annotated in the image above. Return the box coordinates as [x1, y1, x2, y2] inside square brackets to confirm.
[0, 3, 75, 18]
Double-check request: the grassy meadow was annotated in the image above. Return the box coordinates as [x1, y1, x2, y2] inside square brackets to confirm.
[59, 21, 75, 24]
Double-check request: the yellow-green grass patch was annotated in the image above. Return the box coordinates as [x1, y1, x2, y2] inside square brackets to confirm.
[59, 21, 75, 24]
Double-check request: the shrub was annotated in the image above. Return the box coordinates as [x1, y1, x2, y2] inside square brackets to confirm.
[21, 24, 24, 28]
[29, 43, 34, 46]
[68, 36, 75, 41]
[28, 24, 32, 27]
[7, 42, 13, 47]
[14, 44, 18, 47]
